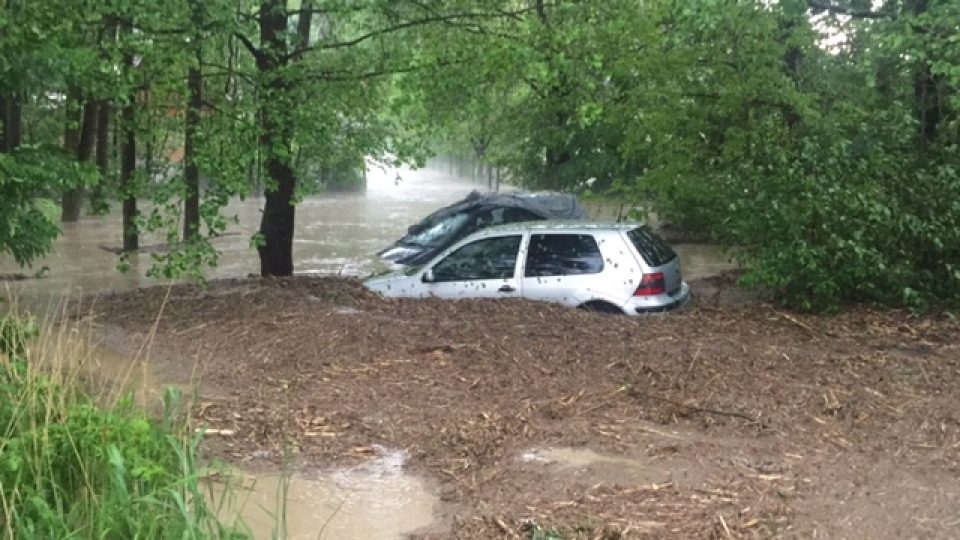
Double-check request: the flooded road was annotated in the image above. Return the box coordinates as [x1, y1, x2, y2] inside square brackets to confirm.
[0, 161, 734, 298]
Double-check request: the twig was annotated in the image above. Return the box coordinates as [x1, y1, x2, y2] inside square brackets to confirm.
[775, 311, 816, 334]
[718, 513, 733, 538]
[630, 389, 770, 428]
[492, 517, 517, 538]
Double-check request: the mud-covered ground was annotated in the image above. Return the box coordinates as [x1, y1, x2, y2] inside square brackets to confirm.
[83, 276, 960, 539]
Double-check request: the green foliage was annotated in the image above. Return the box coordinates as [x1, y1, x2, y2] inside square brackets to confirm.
[631, 1, 960, 310]
[0, 146, 96, 267]
[527, 525, 565, 540]
[400, 0, 959, 311]
[3, 0, 957, 306]
[0, 314, 38, 360]
[0, 316, 248, 539]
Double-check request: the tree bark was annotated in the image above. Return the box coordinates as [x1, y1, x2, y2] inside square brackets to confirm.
[256, 0, 298, 276]
[64, 91, 81, 154]
[1, 94, 22, 152]
[0, 95, 6, 152]
[120, 95, 138, 252]
[183, 0, 204, 241]
[183, 64, 202, 240]
[907, 0, 941, 144]
[62, 100, 98, 222]
[296, 0, 313, 49]
[119, 23, 139, 253]
[95, 101, 110, 177]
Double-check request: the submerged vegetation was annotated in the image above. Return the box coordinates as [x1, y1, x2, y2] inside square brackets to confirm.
[0, 314, 246, 539]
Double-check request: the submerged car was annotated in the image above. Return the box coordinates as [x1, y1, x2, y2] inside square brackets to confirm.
[365, 221, 690, 315]
[377, 191, 589, 267]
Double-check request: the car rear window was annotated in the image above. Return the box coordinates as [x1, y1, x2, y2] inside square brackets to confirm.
[627, 226, 676, 267]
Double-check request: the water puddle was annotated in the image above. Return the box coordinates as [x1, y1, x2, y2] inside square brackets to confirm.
[79, 347, 440, 538]
[521, 447, 685, 486]
[79, 345, 193, 409]
[213, 448, 438, 540]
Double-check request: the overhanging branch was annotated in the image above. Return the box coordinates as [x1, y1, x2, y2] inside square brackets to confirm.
[234, 31, 262, 63]
[294, 56, 468, 84]
[284, 4, 547, 62]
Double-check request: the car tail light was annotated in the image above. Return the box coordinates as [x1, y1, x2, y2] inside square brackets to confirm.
[634, 272, 665, 296]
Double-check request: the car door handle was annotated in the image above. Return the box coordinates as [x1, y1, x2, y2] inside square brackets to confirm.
[498, 284, 516, 293]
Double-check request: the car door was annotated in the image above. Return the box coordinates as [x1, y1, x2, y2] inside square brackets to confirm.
[519, 233, 606, 307]
[422, 234, 523, 299]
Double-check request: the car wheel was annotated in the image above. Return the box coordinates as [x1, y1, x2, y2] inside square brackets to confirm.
[578, 301, 624, 315]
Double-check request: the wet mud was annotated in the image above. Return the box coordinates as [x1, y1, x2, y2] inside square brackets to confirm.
[83, 276, 960, 539]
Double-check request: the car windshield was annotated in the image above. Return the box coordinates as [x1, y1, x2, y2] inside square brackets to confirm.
[401, 212, 471, 248]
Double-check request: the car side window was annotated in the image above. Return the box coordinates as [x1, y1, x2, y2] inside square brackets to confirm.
[524, 234, 604, 277]
[432, 235, 522, 282]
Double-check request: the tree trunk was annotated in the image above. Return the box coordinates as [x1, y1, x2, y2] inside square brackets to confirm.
[183, 0, 204, 241]
[95, 101, 110, 177]
[64, 91, 81, 154]
[256, 0, 299, 276]
[1, 94, 22, 152]
[88, 100, 111, 212]
[120, 96, 138, 252]
[0, 95, 6, 152]
[259, 157, 297, 276]
[906, 0, 940, 144]
[119, 22, 139, 253]
[63, 99, 98, 222]
[296, 0, 313, 49]
[183, 63, 202, 240]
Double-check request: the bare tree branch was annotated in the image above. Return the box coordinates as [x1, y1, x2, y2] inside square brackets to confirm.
[294, 56, 468, 84]
[234, 31, 262, 62]
[284, 5, 546, 62]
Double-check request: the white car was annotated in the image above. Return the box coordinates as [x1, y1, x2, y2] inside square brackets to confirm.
[364, 221, 690, 315]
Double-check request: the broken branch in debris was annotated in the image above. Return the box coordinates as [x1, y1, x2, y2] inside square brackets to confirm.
[629, 388, 770, 428]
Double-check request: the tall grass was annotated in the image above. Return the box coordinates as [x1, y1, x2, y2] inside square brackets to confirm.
[0, 307, 249, 540]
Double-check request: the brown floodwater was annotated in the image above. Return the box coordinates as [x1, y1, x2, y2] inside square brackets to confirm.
[0, 161, 734, 297]
[82, 342, 440, 540]
[2, 162, 736, 538]
[211, 450, 439, 540]
[520, 445, 709, 489]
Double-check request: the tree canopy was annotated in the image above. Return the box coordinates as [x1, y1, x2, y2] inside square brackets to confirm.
[1, 0, 957, 310]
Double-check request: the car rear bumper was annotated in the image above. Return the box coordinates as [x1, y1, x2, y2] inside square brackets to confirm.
[632, 282, 691, 314]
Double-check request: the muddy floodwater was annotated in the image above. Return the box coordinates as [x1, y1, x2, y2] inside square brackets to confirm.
[0, 161, 733, 298]
[212, 449, 438, 540]
[81, 343, 440, 540]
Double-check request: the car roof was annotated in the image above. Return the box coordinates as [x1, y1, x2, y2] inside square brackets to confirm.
[404, 191, 590, 235]
[481, 220, 644, 234]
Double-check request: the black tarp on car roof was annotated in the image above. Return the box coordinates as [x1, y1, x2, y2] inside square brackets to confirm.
[406, 190, 589, 234]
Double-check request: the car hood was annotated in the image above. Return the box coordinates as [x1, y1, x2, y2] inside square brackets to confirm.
[364, 269, 419, 295]
[379, 244, 423, 263]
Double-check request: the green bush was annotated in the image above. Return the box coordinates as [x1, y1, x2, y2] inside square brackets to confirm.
[0, 317, 247, 539]
[647, 103, 960, 311]
[719, 121, 960, 310]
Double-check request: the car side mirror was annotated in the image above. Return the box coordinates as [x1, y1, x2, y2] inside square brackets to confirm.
[422, 269, 435, 283]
